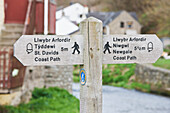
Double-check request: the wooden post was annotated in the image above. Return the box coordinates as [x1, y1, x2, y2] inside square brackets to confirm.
[80, 17, 103, 113]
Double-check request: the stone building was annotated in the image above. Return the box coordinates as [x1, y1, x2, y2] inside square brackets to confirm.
[0, 0, 73, 105]
[87, 10, 142, 35]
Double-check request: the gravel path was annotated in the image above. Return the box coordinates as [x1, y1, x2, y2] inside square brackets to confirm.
[72, 83, 170, 113]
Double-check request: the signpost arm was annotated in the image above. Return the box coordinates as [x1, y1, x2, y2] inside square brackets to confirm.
[80, 17, 103, 113]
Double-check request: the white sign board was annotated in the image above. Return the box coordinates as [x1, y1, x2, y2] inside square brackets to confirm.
[103, 35, 163, 64]
[14, 35, 84, 66]
[14, 35, 163, 66]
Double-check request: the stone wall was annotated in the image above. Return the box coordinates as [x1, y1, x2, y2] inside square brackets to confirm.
[44, 66, 73, 94]
[135, 64, 170, 95]
[11, 66, 45, 105]
[160, 37, 170, 48]
[10, 66, 73, 106]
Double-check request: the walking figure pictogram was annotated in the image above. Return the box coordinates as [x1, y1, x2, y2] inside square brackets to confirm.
[103, 42, 111, 54]
[72, 42, 80, 54]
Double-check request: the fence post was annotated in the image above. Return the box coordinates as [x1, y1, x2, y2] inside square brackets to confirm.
[80, 17, 103, 113]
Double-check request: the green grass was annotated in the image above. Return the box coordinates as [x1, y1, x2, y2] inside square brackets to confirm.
[153, 58, 170, 70]
[0, 87, 79, 113]
[102, 64, 151, 92]
[73, 64, 150, 92]
[102, 64, 136, 85]
[130, 82, 150, 92]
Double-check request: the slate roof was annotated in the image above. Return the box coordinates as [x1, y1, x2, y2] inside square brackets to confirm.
[87, 11, 139, 26]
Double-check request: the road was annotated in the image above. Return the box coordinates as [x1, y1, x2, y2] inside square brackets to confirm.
[72, 83, 170, 113]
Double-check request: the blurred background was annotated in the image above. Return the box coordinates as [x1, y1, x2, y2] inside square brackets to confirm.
[0, 0, 169, 113]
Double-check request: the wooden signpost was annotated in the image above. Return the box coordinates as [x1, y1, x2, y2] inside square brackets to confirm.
[14, 17, 163, 113]
[14, 35, 84, 65]
[103, 35, 163, 64]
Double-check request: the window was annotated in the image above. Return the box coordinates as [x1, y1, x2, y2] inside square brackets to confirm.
[12, 69, 19, 77]
[127, 21, 133, 28]
[79, 14, 83, 18]
[128, 24, 132, 28]
[120, 22, 124, 28]
[103, 27, 106, 35]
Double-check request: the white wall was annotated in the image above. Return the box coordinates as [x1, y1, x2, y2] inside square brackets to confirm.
[0, 0, 4, 35]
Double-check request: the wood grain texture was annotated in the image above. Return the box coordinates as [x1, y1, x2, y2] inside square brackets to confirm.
[80, 17, 103, 113]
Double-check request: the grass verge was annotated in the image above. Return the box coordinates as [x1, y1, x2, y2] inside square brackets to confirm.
[102, 64, 150, 92]
[153, 58, 170, 70]
[73, 64, 151, 92]
[0, 87, 79, 113]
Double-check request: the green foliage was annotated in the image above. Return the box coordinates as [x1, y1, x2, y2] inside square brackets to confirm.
[113, 75, 125, 83]
[112, 81, 128, 87]
[0, 106, 9, 113]
[158, 30, 170, 37]
[1, 87, 79, 113]
[73, 65, 80, 83]
[73, 75, 80, 83]
[153, 58, 170, 70]
[73, 63, 151, 92]
[130, 82, 150, 92]
[102, 68, 113, 84]
[164, 45, 170, 53]
[102, 0, 170, 37]
[102, 64, 136, 85]
[102, 64, 151, 92]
